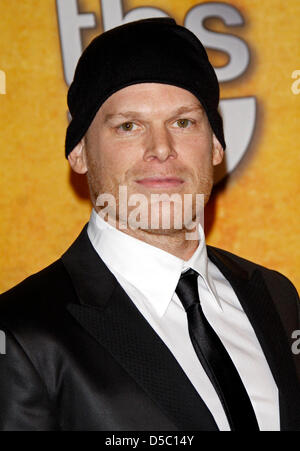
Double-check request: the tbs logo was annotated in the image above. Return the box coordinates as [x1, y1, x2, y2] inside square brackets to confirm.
[56, 0, 256, 183]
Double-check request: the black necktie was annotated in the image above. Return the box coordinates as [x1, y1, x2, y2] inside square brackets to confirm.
[176, 268, 259, 431]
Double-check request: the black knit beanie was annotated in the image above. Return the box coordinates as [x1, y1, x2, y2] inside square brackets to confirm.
[65, 17, 225, 158]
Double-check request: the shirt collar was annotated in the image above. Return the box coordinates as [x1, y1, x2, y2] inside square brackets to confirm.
[87, 209, 221, 317]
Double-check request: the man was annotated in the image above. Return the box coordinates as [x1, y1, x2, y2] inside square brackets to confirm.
[0, 18, 299, 431]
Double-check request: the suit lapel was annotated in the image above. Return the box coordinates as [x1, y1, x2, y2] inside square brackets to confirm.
[207, 246, 300, 431]
[62, 225, 218, 431]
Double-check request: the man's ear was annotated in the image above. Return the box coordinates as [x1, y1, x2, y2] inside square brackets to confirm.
[68, 139, 88, 174]
[212, 134, 224, 166]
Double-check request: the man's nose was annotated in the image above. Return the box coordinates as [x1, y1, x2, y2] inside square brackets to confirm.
[143, 125, 177, 162]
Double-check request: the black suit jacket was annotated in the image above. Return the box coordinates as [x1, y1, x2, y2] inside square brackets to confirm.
[0, 225, 299, 431]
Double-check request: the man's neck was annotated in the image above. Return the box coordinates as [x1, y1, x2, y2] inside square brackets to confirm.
[113, 221, 200, 261]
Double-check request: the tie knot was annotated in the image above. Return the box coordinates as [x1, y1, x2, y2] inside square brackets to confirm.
[176, 268, 200, 311]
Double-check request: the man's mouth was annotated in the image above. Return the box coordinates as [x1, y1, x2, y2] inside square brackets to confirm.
[135, 176, 184, 189]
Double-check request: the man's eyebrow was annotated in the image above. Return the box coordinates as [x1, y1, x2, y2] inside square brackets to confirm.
[103, 104, 204, 122]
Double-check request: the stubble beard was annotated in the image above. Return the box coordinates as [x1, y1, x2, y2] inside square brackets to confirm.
[86, 160, 213, 238]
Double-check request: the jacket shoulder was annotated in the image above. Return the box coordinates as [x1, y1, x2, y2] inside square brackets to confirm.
[208, 245, 274, 274]
[208, 245, 298, 291]
[208, 245, 300, 325]
[0, 259, 77, 327]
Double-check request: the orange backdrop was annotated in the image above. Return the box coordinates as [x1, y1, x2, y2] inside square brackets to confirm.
[0, 0, 299, 293]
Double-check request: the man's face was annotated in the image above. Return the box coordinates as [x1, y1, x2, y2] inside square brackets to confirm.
[69, 83, 223, 234]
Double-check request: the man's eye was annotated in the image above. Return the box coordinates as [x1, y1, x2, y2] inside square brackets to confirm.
[118, 122, 137, 132]
[175, 119, 192, 128]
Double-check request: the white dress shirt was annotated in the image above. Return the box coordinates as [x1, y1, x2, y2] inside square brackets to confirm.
[87, 209, 280, 431]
